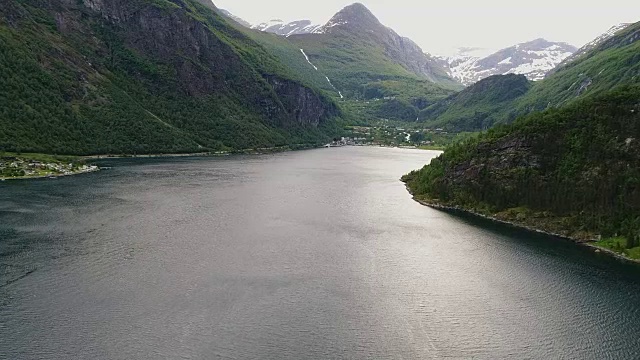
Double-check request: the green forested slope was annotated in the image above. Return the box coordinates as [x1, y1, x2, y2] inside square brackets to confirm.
[419, 74, 532, 131]
[420, 20, 640, 131]
[228, 20, 340, 95]
[0, 0, 340, 155]
[404, 86, 640, 254]
[513, 25, 640, 112]
[286, 3, 460, 122]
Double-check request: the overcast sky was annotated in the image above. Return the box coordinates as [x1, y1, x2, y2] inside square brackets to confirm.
[213, 0, 638, 56]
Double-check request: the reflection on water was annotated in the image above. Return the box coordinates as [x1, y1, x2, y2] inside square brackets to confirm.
[1, 147, 639, 359]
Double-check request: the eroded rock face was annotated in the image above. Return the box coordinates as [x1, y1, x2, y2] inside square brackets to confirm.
[77, 0, 335, 127]
[266, 76, 337, 127]
[446, 136, 541, 192]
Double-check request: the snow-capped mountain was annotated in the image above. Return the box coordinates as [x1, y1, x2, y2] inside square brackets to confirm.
[252, 20, 322, 36]
[552, 23, 631, 72]
[294, 3, 457, 87]
[252, 4, 373, 37]
[437, 39, 577, 86]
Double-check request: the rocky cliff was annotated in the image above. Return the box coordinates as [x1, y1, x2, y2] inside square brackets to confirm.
[0, 0, 339, 154]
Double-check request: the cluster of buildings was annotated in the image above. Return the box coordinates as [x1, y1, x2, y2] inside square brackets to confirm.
[0, 156, 98, 179]
[325, 137, 369, 147]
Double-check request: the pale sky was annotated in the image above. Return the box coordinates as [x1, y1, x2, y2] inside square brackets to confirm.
[213, 0, 638, 56]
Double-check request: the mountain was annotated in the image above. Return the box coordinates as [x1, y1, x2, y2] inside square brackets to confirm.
[219, 9, 252, 28]
[252, 19, 322, 36]
[513, 21, 640, 113]
[280, 3, 460, 121]
[422, 21, 640, 131]
[403, 85, 640, 257]
[437, 39, 577, 86]
[419, 74, 532, 131]
[300, 3, 457, 87]
[0, 0, 340, 155]
[550, 23, 631, 75]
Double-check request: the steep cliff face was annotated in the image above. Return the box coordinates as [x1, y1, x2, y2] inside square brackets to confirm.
[0, 0, 339, 154]
[265, 76, 337, 126]
[80, 0, 333, 125]
[385, 36, 448, 84]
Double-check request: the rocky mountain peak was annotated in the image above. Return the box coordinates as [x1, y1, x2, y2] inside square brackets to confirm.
[319, 2, 381, 33]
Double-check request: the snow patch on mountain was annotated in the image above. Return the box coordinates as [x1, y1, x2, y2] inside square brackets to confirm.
[253, 19, 284, 31]
[498, 57, 512, 65]
[312, 19, 348, 34]
[436, 39, 577, 86]
[252, 20, 322, 36]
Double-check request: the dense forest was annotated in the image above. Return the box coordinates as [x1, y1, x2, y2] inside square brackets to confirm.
[0, 0, 341, 155]
[404, 86, 640, 256]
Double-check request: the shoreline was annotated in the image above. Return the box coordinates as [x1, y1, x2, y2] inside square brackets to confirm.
[0, 167, 100, 182]
[406, 188, 640, 266]
[1, 144, 325, 181]
[83, 152, 222, 160]
[81, 144, 332, 160]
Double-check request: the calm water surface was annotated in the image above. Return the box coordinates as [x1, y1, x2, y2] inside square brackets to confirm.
[1, 147, 639, 359]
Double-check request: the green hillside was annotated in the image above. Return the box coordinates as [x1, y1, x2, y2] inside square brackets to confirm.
[287, 3, 460, 122]
[226, 19, 340, 95]
[404, 86, 640, 256]
[419, 74, 532, 131]
[514, 22, 640, 112]
[0, 0, 341, 155]
[420, 21, 640, 131]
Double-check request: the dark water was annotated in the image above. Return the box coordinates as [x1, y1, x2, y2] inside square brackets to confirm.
[1, 147, 639, 360]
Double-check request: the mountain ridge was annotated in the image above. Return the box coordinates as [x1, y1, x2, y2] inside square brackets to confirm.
[421, 20, 640, 131]
[252, 19, 322, 36]
[551, 23, 632, 74]
[437, 39, 577, 86]
[288, 3, 459, 88]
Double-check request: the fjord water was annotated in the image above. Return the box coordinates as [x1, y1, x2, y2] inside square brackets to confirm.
[1, 148, 639, 359]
